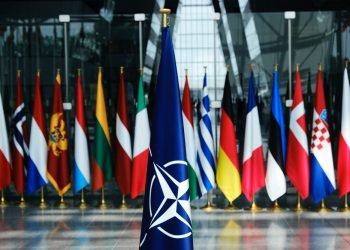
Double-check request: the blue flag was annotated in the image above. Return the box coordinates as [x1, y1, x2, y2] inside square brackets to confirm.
[139, 27, 193, 249]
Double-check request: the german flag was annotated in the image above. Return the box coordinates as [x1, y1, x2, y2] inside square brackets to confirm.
[47, 70, 71, 196]
[92, 68, 113, 192]
[216, 72, 241, 202]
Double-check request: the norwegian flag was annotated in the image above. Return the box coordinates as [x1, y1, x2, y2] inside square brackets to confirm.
[310, 66, 336, 203]
[337, 67, 350, 197]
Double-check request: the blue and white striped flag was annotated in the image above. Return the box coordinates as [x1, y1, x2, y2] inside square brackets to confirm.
[196, 72, 216, 196]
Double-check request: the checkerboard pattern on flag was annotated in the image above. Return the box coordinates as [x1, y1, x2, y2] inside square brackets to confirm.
[286, 66, 309, 199]
[12, 70, 29, 194]
[337, 67, 350, 197]
[182, 72, 200, 201]
[242, 71, 265, 202]
[310, 66, 336, 203]
[73, 70, 90, 193]
[115, 67, 132, 195]
[0, 90, 11, 190]
[26, 71, 48, 194]
[131, 71, 150, 199]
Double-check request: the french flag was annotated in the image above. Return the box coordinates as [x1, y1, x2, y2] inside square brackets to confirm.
[242, 71, 265, 202]
[310, 65, 336, 203]
[337, 66, 350, 198]
[26, 71, 48, 194]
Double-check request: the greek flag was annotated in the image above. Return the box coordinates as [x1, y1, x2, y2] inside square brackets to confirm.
[196, 72, 216, 196]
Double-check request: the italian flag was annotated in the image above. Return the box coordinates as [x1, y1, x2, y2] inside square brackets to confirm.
[92, 68, 113, 192]
[182, 74, 200, 201]
[131, 72, 150, 199]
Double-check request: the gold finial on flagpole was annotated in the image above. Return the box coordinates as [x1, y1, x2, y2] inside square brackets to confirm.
[250, 64, 254, 71]
[160, 8, 171, 28]
[296, 64, 300, 72]
[318, 64, 322, 71]
[274, 64, 278, 71]
[77, 68, 81, 76]
[57, 68, 60, 73]
[17, 69, 21, 77]
[185, 68, 188, 76]
[140, 67, 143, 75]
[204, 66, 207, 73]
[39, 187, 49, 208]
[98, 66, 102, 73]
[120, 66, 124, 74]
[226, 64, 230, 71]
[345, 59, 349, 69]
[37, 69, 40, 76]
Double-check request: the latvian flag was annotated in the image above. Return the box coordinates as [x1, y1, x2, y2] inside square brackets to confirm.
[242, 71, 265, 202]
[310, 65, 336, 203]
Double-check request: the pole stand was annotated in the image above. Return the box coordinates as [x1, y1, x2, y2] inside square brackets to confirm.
[98, 187, 110, 209]
[294, 193, 306, 212]
[57, 195, 68, 209]
[18, 193, 28, 208]
[224, 201, 240, 211]
[201, 193, 216, 211]
[245, 197, 262, 212]
[0, 191, 7, 208]
[39, 188, 49, 208]
[268, 200, 284, 212]
[78, 189, 88, 209]
[318, 200, 333, 212]
[338, 195, 350, 212]
[119, 195, 129, 209]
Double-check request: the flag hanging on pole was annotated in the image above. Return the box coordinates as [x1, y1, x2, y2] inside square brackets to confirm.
[73, 69, 90, 193]
[196, 71, 216, 196]
[286, 65, 309, 199]
[337, 66, 350, 198]
[0, 90, 11, 190]
[47, 70, 71, 196]
[131, 71, 150, 199]
[12, 70, 29, 194]
[216, 72, 241, 202]
[182, 72, 200, 201]
[92, 68, 113, 192]
[115, 67, 132, 195]
[242, 70, 265, 202]
[26, 71, 48, 194]
[139, 11, 193, 249]
[310, 65, 336, 203]
[265, 67, 287, 201]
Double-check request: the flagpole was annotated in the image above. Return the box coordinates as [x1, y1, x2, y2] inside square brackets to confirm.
[39, 187, 49, 208]
[339, 194, 350, 212]
[0, 190, 6, 207]
[119, 194, 129, 209]
[319, 199, 332, 212]
[99, 187, 108, 209]
[58, 194, 68, 209]
[78, 189, 88, 209]
[294, 193, 306, 212]
[18, 193, 27, 208]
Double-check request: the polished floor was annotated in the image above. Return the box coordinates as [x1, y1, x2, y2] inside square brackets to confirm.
[1, 204, 350, 249]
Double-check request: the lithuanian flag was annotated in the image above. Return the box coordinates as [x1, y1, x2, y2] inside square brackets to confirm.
[216, 72, 241, 202]
[92, 68, 113, 192]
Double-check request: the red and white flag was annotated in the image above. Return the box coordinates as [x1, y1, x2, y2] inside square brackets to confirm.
[115, 67, 132, 195]
[0, 91, 11, 190]
[337, 67, 350, 197]
[286, 67, 310, 199]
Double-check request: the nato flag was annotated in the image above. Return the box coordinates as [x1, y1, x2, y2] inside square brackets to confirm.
[139, 27, 193, 249]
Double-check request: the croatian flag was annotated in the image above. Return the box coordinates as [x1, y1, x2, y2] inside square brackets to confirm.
[310, 66, 336, 203]
[26, 71, 48, 194]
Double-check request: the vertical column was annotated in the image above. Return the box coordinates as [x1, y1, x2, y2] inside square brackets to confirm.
[134, 13, 146, 70]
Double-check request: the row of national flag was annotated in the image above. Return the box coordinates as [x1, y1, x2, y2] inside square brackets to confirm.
[184, 64, 350, 205]
[0, 68, 150, 200]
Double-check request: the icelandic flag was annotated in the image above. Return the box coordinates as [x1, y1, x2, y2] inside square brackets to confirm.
[265, 69, 287, 201]
[139, 26, 193, 250]
[242, 71, 265, 202]
[310, 66, 336, 203]
[337, 67, 350, 197]
[73, 70, 90, 193]
[26, 71, 48, 194]
[196, 72, 216, 196]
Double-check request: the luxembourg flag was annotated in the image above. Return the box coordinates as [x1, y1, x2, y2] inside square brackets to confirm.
[242, 71, 265, 202]
[26, 71, 48, 194]
[310, 65, 336, 203]
[73, 70, 90, 193]
[337, 67, 350, 198]
[0, 91, 11, 190]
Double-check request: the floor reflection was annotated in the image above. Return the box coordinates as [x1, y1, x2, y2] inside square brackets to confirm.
[0, 207, 349, 249]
